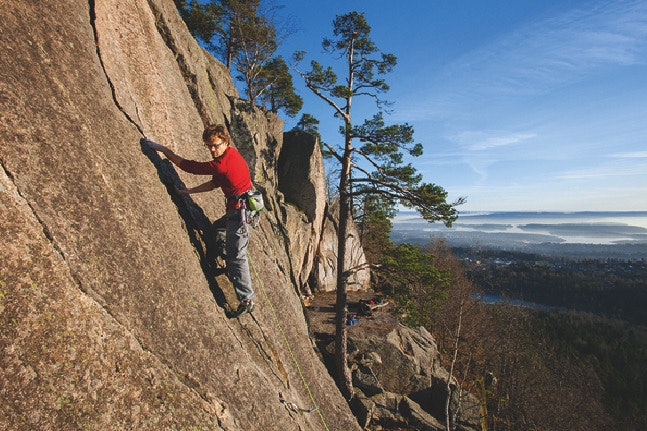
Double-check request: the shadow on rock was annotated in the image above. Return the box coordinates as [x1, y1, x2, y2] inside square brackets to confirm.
[140, 138, 228, 309]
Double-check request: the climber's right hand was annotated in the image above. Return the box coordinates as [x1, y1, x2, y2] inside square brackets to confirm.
[145, 139, 166, 152]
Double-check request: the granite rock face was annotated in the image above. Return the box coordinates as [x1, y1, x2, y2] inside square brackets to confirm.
[0, 1, 360, 430]
[277, 131, 327, 295]
[313, 201, 371, 292]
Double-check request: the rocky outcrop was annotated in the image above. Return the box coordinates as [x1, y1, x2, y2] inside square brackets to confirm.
[278, 131, 326, 225]
[277, 131, 327, 295]
[276, 131, 371, 295]
[313, 201, 371, 292]
[0, 1, 360, 430]
[347, 325, 481, 431]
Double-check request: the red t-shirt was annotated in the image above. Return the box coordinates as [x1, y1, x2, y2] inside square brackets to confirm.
[178, 147, 252, 210]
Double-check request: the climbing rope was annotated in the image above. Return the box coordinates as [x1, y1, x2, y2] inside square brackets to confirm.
[247, 249, 330, 431]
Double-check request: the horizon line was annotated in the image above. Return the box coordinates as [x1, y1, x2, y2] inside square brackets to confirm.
[395, 209, 647, 214]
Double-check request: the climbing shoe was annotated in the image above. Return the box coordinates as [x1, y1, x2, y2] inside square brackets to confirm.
[235, 299, 255, 317]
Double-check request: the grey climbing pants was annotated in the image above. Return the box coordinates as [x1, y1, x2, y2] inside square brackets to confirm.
[226, 209, 254, 302]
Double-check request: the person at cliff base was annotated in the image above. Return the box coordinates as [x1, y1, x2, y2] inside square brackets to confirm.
[146, 124, 255, 317]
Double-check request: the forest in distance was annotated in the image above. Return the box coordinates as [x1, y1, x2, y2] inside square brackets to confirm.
[455, 247, 647, 326]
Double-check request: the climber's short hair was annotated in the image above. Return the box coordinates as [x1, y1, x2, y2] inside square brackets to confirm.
[202, 124, 230, 146]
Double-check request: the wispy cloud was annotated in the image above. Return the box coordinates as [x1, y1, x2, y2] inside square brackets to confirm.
[442, 131, 538, 183]
[556, 161, 647, 180]
[396, 1, 647, 124]
[612, 151, 647, 158]
[441, 0, 647, 97]
[453, 131, 537, 151]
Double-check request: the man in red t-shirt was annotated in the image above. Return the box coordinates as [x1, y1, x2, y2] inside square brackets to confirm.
[147, 125, 255, 316]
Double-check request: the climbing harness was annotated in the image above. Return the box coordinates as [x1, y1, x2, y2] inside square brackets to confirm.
[234, 190, 264, 230]
[247, 249, 330, 431]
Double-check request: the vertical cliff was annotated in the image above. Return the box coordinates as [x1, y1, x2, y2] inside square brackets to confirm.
[0, 0, 360, 430]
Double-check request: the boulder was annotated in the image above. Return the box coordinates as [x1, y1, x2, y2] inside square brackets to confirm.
[349, 324, 443, 395]
[352, 390, 446, 431]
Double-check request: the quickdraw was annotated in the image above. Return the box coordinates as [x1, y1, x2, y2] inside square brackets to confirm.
[279, 393, 319, 414]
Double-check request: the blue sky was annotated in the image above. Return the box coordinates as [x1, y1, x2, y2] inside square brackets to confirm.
[271, 0, 647, 211]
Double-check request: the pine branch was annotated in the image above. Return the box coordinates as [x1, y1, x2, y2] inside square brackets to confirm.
[323, 142, 343, 163]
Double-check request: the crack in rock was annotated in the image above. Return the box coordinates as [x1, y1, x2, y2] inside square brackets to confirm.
[88, 0, 145, 137]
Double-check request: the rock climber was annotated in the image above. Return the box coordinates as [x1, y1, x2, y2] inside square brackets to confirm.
[146, 124, 255, 316]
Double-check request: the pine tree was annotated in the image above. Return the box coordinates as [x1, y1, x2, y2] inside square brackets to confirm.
[257, 56, 302, 117]
[175, 1, 300, 111]
[294, 11, 463, 398]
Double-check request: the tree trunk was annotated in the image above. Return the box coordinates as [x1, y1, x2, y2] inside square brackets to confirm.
[446, 299, 464, 431]
[246, 79, 255, 108]
[334, 143, 353, 400]
[335, 32, 356, 402]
